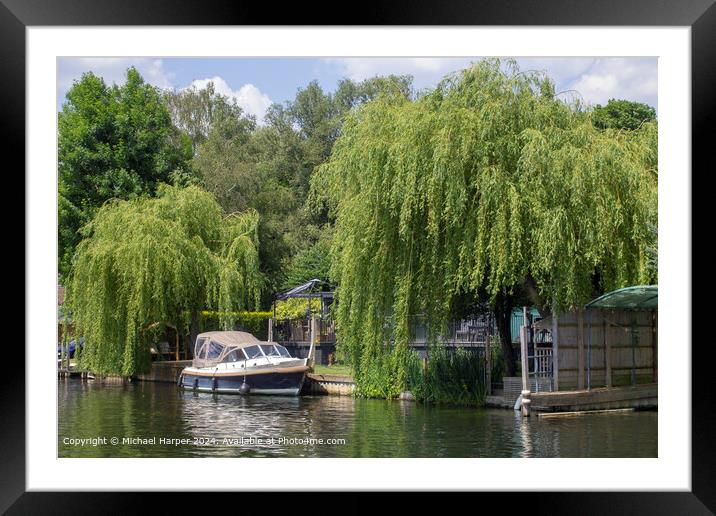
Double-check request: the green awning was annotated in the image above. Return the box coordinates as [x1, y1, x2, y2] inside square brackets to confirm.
[584, 285, 658, 311]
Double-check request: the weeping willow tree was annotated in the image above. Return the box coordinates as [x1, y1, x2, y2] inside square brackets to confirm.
[66, 184, 263, 376]
[313, 59, 657, 396]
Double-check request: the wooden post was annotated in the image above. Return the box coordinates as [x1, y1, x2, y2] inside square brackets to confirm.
[520, 313, 531, 417]
[586, 310, 592, 390]
[630, 316, 637, 386]
[268, 318, 274, 342]
[308, 316, 317, 366]
[486, 333, 492, 395]
[577, 307, 585, 390]
[552, 313, 559, 391]
[605, 317, 612, 388]
[520, 325, 529, 392]
[175, 330, 180, 361]
[652, 311, 658, 383]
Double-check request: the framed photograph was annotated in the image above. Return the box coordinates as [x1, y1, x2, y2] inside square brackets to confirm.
[9, 0, 710, 511]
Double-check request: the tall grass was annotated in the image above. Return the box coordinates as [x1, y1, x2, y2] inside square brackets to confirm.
[407, 346, 487, 406]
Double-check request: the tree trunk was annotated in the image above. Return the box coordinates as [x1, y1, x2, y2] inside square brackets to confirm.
[524, 274, 549, 318]
[188, 309, 200, 360]
[493, 291, 517, 377]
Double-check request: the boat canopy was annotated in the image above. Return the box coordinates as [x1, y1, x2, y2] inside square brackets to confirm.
[193, 331, 259, 368]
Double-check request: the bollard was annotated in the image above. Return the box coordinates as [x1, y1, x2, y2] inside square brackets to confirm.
[521, 389, 532, 417]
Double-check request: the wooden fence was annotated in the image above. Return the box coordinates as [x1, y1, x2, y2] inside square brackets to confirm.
[550, 308, 657, 391]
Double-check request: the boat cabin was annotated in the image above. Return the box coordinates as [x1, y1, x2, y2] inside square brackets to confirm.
[192, 331, 293, 368]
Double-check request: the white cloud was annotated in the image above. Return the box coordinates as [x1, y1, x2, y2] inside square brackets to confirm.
[324, 57, 657, 110]
[564, 57, 657, 108]
[185, 76, 272, 124]
[324, 57, 475, 85]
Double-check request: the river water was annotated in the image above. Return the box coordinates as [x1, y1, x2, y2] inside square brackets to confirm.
[58, 379, 657, 458]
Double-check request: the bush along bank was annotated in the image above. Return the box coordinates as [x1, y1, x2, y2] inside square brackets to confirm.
[351, 345, 488, 407]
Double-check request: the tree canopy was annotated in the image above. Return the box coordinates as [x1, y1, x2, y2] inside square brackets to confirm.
[281, 228, 333, 289]
[192, 74, 414, 301]
[66, 185, 262, 376]
[58, 68, 193, 275]
[592, 98, 656, 131]
[164, 81, 253, 153]
[314, 59, 658, 392]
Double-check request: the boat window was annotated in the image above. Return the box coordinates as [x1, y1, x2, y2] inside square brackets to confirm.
[194, 338, 208, 358]
[243, 345, 264, 359]
[206, 340, 224, 359]
[274, 345, 291, 358]
[260, 344, 281, 357]
[224, 349, 243, 362]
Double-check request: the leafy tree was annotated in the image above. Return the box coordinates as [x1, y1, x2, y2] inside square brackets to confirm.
[592, 99, 656, 130]
[66, 185, 262, 376]
[289, 76, 414, 175]
[193, 112, 307, 303]
[314, 59, 657, 390]
[58, 67, 193, 275]
[333, 74, 413, 112]
[281, 227, 333, 289]
[163, 81, 253, 153]
[289, 80, 340, 161]
[193, 74, 416, 304]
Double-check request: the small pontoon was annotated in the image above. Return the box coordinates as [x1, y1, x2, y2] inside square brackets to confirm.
[179, 331, 310, 396]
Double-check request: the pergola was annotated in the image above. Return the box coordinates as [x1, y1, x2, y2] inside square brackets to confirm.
[584, 285, 658, 389]
[273, 278, 335, 319]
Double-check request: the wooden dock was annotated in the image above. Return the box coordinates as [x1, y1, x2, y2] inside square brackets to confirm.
[529, 383, 657, 413]
[58, 368, 92, 379]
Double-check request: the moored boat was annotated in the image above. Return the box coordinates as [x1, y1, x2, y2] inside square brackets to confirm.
[179, 331, 309, 396]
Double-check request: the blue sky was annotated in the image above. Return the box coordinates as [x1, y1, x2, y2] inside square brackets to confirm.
[57, 57, 657, 122]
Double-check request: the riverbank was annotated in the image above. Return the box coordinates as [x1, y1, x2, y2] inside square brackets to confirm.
[66, 361, 656, 413]
[58, 378, 658, 458]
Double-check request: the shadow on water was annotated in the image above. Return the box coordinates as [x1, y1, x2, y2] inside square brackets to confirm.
[58, 379, 657, 458]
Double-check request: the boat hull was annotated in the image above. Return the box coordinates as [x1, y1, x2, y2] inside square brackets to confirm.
[179, 368, 307, 396]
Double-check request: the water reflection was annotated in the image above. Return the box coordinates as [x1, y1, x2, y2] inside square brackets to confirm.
[58, 380, 657, 458]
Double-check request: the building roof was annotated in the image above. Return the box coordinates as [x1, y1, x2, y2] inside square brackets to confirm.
[275, 278, 335, 301]
[585, 285, 658, 311]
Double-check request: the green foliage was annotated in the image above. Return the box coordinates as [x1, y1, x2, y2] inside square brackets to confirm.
[289, 80, 340, 160]
[281, 228, 333, 289]
[58, 67, 194, 276]
[353, 347, 487, 406]
[314, 59, 658, 397]
[199, 310, 272, 340]
[592, 99, 656, 131]
[334, 75, 413, 113]
[164, 81, 253, 153]
[191, 74, 417, 303]
[274, 298, 322, 320]
[407, 348, 487, 405]
[193, 116, 307, 301]
[66, 185, 262, 376]
[487, 343, 504, 386]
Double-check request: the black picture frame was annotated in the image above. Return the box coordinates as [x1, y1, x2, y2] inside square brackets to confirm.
[5, 0, 710, 513]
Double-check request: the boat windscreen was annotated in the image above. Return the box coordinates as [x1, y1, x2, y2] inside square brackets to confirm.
[223, 349, 245, 362]
[243, 345, 264, 359]
[260, 344, 281, 357]
[274, 344, 291, 358]
[206, 340, 224, 359]
[194, 337, 207, 358]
